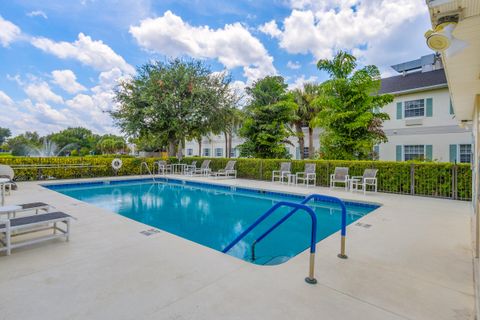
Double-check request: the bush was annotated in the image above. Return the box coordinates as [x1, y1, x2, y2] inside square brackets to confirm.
[0, 156, 472, 200]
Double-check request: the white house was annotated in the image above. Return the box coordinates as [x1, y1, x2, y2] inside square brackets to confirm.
[377, 54, 472, 163]
[184, 128, 322, 160]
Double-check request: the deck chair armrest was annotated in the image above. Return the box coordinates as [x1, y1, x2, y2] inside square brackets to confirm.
[364, 177, 377, 182]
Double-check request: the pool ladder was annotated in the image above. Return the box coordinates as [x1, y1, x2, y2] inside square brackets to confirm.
[140, 162, 156, 182]
[222, 194, 348, 285]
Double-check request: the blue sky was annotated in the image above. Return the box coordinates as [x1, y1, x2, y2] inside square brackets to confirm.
[0, 0, 432, 136]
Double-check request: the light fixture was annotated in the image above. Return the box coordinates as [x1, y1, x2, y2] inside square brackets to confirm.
[425, 18, 468, 57]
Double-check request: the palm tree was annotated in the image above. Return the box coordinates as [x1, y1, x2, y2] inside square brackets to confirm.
[293, 83, 321, 159]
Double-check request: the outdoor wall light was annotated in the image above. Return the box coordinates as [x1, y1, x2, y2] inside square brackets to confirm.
[425, 20, 468, 57]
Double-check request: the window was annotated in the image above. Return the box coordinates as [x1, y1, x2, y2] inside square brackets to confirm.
[303, 147, 309, 158]
[459, 144, 472, 163]
[215, 148, 223, 157]
[404, 99, 425, 118]
[203, 148, 210, 157]
[186, 148, 193, 156]
[230, 148, 236, 158]
[404, 145, 424, 161]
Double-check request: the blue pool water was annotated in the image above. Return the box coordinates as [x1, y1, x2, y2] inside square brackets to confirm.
[45, 179, 379, 265]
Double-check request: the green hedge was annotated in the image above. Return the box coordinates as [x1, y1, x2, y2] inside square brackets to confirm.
[0, 156, 472, 200]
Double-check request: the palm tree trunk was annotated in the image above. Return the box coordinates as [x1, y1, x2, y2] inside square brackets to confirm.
[308, 127, 314, 159]
[224, 132, 228, 158]
[228, 133, 233, 158]
[295, 122, 305, 160]
[197, 137, 202, 156]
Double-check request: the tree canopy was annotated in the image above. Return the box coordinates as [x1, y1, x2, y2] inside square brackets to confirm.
[238, 76, 296, 159]
[112, 59, 235, 156]
[314, 51, 393, 160]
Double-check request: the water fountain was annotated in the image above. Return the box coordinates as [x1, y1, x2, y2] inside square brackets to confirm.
[26, 140, 76, 157]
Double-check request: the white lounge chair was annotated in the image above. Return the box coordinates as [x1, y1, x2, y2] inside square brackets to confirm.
[0, 164, 15, 194]
[296, 163, 316, 187]
[156, 160, 172, 175]
[185, 161, 197, 175]
[0, 202, 51, 219]
[272, 162, 291, 183]
[351, 169, 378, 194]
[330, 167, 349, 190]
[212, 161, 237, 179]
[0, 211, 71, 255]
[193, 160, 211, 176]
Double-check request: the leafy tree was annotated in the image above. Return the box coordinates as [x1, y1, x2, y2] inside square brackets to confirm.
[48, 127, 100, 154]
[314, 51, 392, 160]
[292, 83, 321, 159]
[7, 131, 42, 156]
[0, 127, 11, 145]
[112, 59, 232, 157]
[238, 76, 296, 159]
[97, 135, 126, 154]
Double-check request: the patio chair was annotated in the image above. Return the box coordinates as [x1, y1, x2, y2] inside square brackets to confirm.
[156, 160, 172, 175]
[351, 169, 378, 194]
[185, 161, 197, 175]
[212, 161, 237, 179]
[296, 163, 316, 187]
[0, 164, 16, 193]
[193, 160, 211, 176]
[0, 202, 51, 219]
[0, 211, 72, 255]
[272, 162, 291, 183]
[330, 167, 349, 191]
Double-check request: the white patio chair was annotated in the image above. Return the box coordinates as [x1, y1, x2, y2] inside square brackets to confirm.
[156, 161, 172, 175]
[352, 169, 378, 194]
[212, 161, 237, 179]
[272, 162, 291, 183]
[296, 163, 316, 187]
[193, 160, 211, 176]
[185, 161, 197, 175]
[330, 167, 349, 191]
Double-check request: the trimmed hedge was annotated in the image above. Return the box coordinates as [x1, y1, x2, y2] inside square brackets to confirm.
[0, 156, 472, 200]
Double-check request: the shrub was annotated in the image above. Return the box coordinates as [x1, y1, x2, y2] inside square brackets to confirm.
[0, 156, 472, 200]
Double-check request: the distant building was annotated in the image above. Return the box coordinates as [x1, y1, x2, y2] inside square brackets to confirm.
[185, 54, 472, 163]
[377, 54, 472, 163]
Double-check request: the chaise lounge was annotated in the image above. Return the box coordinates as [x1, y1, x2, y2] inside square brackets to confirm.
[0, 211, 72, 255]
[212, 160, 237, 179]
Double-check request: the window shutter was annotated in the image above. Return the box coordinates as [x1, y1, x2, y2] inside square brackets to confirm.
[449, 144, 457, 163]
[449, 99, 454, 115]
[396, 145, 402, 161]
[425, 145, 433, 160]
[295, 147, 300, 159]
[396, 102, 403, 119]
[426, 98, 433, 117]
[374, 145, 380, 159]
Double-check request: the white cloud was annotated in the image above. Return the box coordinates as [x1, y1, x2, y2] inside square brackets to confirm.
[0, 15, 21, 47]
[0, 90, 14, 106]
[51, 69, 86, 94]
[286, 61, 301, 70]
[258, 20, 282, 38]
[24, 82, 64, 104]
[288, 75, 318, 90]
[31, 33, 135, 74]
[130, 10, 276, 82]
[27, 10, 48, 19]
[271, 0, 429, 65]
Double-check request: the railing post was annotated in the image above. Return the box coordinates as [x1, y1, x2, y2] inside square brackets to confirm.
[410, 164, 415, 195]
[452, 165, 458, 200]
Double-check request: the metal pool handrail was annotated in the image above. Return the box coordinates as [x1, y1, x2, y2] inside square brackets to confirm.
[251, 194, 349, 261]
[140, 162, 156, 182]
[222, 201, 318, 284]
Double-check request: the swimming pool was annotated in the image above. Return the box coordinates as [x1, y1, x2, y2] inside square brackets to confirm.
[45, 178, 379, 265]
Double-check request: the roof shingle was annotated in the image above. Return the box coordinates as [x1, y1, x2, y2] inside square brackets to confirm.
[379, 69, 447, 94]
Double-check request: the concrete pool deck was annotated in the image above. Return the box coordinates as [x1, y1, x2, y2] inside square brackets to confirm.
[0, 175, 475, 320]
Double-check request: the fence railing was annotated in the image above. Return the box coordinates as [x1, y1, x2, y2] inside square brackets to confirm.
[0, 156, 473, 201]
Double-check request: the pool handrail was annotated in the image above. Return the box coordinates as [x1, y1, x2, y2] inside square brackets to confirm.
[140, 162, 156, 182]
[252, 194, 348, 260]
[222, 201, 318, 284]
